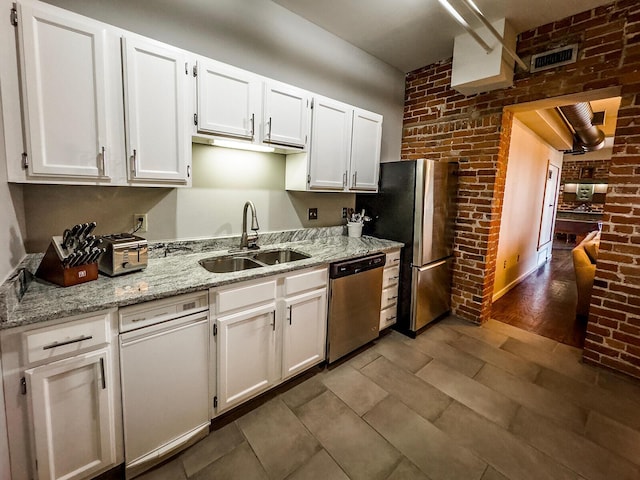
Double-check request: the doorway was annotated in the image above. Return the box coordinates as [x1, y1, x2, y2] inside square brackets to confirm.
[489, 93, 619, 349]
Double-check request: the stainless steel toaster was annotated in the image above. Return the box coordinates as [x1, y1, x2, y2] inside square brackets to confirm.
[98, 233, 148, 276]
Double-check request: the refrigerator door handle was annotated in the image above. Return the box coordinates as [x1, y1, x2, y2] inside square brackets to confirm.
[416, 259, 448, 271]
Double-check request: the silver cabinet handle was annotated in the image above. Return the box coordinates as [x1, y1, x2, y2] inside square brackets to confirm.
[130, 149, 137, 176]
[287, 305, 292, 325]
[99, 357, 106, 390]
[267, 116, 272, 141]
[352, 171, 357, 187]
[272, 311, 276, 331]
[343, 171, 347, 187]
[100, 146, 106, 174]
[42, 335, 93, 350]
[187, 165, 191, 178]
[250, 113, 255, 139]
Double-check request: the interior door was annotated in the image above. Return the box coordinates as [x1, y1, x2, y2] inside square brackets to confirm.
[538, 162, 560, 248]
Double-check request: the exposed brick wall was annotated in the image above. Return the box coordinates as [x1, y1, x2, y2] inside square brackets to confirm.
[558, 158, 610, 211]
[403, 0, 640, 378]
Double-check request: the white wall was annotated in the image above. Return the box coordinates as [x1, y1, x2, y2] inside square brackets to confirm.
[493, 118, 563, 300]
[22, 145, 355, 251]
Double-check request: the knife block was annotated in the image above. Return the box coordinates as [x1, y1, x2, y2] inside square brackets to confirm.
[36, 241, 98, 287]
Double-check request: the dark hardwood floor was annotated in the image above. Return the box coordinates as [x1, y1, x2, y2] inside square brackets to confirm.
[491, 247, 587, 348]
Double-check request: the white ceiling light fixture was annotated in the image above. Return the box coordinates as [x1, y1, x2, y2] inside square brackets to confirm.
[210, 139, 275, 153]
[438, 0, 529, 72]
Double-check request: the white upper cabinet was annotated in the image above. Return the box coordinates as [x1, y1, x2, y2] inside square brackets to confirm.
[122, 36, 191, 184]
[196, 59, 261, 141]
[308, 96, 353, 190]
[17, 2, 110, 180]
[263, 81, 310, 150]
[349, 108, 383, 191]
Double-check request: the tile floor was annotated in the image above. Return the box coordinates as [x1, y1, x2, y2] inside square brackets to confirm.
[139, 316, 640, 480]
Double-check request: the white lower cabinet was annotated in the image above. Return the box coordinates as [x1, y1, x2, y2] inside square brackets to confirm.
[211, 266, 328, 415]
[0, 310, 122, 480]
[25, 349, 116, 480]
[380, 249, 401, 330]
[217, 303, 278, 412]
[282, 288, 327, 379]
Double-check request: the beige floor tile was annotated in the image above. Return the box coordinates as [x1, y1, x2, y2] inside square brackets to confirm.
[474, 363, 587, 433]
[440, 317, 508, 348]
[344, 346, 381, 370]
[361, 356, 452, 421]
[280, 376, 327, 409]
[450, 334, 540, 381]
[485, 319, 558, 352]
[585, 411, 640, 467]
[180, 422, 244, 477]
[321, 364, 388, 416]
[481, 466, 510, 480]
[190, 442, 267, 480]
[296, 390, 402, 480]
[385, 457, 432, 480]
[364, 396, 486, 480]
[417, 360, 518, 428]
[373, 334, 432, 373]
[501, 337, 597, 384]
[405, 334, 485, 377]
[286, 449, 350, 480]
[535, 368, 640, 430]
[237, 398, 320, 480]
[435, 402, 578, 480]
[511, 407, 640, 480]
[137, 458, 186, 480]
[422, 323, 462, 343]
[596, 370, 640, 406]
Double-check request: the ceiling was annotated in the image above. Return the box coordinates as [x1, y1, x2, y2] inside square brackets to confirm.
[271, 0, 614, 72]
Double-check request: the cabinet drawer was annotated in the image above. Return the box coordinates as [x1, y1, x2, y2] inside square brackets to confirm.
[381, 286, 399, 310]
[382, 266, 400, 289]
[23, 312, 110, 365]
[386, 250, 400, 268]
[216, 280, 277, 314]
[380, 306, 397, 330]
[284, 267, 328, 296]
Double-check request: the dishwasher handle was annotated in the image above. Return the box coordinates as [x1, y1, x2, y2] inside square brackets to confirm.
[330, 253, 386, 279]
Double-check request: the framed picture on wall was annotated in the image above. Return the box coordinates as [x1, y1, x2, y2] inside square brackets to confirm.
[580, 166, 594, 179]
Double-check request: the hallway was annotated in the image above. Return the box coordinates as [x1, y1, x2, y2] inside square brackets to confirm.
[491, 248, 586, 348]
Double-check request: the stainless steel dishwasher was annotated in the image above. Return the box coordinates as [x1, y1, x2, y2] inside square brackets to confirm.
[327, 253, 385, 363]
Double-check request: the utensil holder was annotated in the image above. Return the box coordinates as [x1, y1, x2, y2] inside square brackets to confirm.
[36, 240, 98, 287]
[347, 222, 363, 238]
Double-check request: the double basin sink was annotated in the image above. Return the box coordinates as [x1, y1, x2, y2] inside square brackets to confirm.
[199, 248, 310, 273]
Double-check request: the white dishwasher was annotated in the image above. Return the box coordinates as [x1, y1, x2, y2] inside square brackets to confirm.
[119, 291, 210, 479]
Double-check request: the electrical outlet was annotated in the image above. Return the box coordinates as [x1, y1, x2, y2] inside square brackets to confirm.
[308, 208, 318, 220]
[134, 213, 148, 233]
[342, 207, 348, 219]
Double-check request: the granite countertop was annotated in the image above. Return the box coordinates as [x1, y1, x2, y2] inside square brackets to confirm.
[2, 232, 402, 330]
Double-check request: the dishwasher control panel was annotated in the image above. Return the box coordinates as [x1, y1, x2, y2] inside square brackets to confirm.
[119, 291, 209, 333]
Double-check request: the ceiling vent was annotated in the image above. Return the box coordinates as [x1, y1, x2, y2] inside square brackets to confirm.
[530, 44, 578, 73]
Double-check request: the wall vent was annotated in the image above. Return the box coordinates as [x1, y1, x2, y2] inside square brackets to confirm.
[530, 44, 578, 73]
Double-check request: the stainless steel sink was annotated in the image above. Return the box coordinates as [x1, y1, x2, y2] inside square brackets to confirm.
[199, 249, 311, 273]
[199, 256, 262, 273]
[252, 249, 310, 265]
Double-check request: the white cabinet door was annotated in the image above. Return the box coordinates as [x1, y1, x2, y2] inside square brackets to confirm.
[25, 348, 115, 480]
[308, 97, 353, 190]
[282, 288, 327, 379]
[263, 81, 310, 149]
[216, 303, 277, 412]
[122, 36, 190, 183]
[349, 108, 382, 192]
[17, 2, 109, 179]
[196, 59, 261, 140]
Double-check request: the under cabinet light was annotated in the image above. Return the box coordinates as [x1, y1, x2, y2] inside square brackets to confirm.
[210, 139, 275, 153]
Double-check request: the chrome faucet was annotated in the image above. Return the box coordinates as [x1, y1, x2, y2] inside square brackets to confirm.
[240, 201, 260, 250]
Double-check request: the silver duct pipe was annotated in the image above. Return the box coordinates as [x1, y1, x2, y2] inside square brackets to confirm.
[559, 103, 606, 151]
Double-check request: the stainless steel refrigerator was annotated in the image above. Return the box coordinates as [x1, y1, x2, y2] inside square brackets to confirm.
[356, 159, 458, 336]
